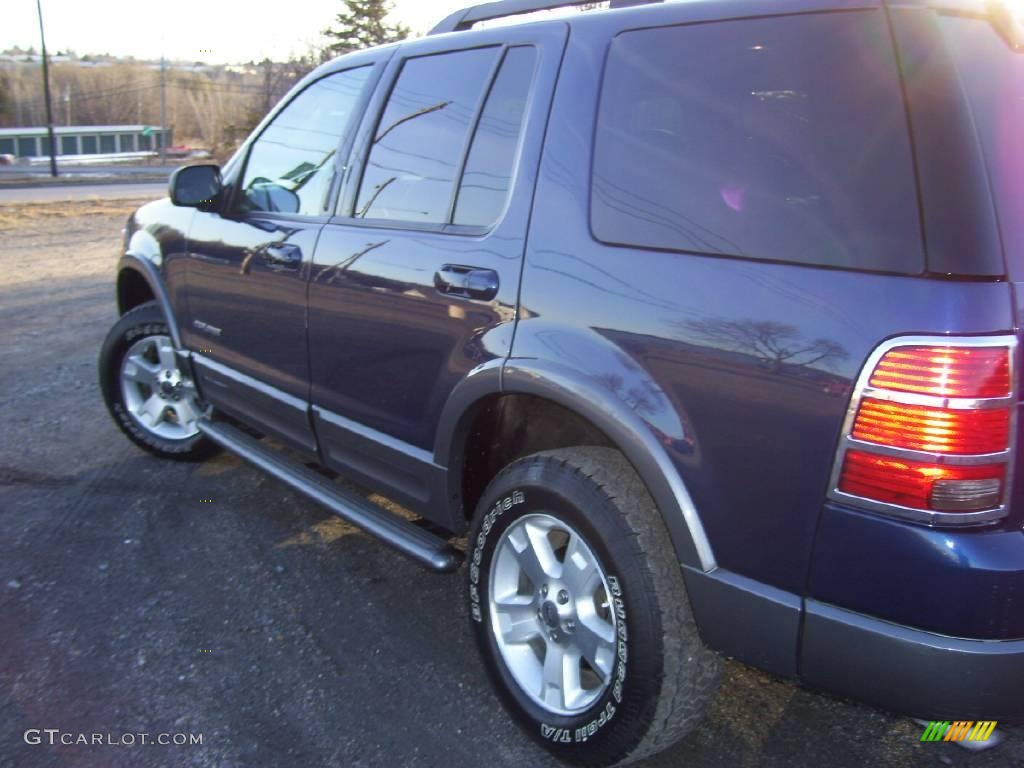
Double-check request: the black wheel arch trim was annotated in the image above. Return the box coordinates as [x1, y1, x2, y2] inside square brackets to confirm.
[117, 253, 182, 350]
[434, 357, 716, 572]
[682, 566, 801, 678]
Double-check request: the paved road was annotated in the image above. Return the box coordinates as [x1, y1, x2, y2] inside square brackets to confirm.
[0, 207, 1020, 768]
[0, 183, 166, 204]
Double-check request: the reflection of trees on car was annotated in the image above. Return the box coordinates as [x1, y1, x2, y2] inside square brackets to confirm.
[685, 318, 848, 373]
[355, 100, 451, 218]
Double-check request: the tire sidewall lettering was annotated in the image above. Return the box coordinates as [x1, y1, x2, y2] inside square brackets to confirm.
[469, 489, 524, 623]
[538, 573, 627, 744]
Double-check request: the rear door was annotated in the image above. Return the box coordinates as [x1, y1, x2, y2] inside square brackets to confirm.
[307, 24, 567, 518]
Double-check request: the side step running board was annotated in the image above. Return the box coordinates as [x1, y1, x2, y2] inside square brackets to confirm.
[197, 420, 463, 573]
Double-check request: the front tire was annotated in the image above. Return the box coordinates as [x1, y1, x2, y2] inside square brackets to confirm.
[99, 302, 214, 460]
[468, 447, 721, 766]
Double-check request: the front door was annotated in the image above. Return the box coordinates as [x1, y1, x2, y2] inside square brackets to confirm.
[184, 64, 376, 451]
[307, 25, 567, 517]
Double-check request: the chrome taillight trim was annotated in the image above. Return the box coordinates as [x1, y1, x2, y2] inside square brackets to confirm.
[827, 334, 1018, 527]
[828, 490, 1010, 526]
[842, 437, 1011, 466]
[857, 387, 1013, 411]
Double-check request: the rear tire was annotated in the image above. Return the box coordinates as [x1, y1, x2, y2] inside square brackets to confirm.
[467, 447, 721, 766]
[99, 302, 215, 461]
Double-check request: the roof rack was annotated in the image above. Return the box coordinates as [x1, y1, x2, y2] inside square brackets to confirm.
[429, 0, 661, 35]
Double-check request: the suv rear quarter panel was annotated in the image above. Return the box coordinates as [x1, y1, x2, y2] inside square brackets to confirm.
[513, 6, 1017, 599]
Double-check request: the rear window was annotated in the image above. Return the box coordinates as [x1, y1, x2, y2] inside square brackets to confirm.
[592, 12, 925, 273]
[940, 16, 1024, 276]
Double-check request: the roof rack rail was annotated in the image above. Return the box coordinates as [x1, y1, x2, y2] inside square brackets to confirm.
[429, 0, 661, 36]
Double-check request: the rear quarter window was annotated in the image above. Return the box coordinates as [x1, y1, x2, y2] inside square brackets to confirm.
[591, 11, 925, 273]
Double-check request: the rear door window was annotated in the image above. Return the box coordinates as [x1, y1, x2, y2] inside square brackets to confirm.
[592, 12, 925, 273]
[355, 47, 500, 223]
[353, 44, 538, 228]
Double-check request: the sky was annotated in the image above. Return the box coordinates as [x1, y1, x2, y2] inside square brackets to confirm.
[0, 0, 471, 63]
[4, 0, 1023, 63]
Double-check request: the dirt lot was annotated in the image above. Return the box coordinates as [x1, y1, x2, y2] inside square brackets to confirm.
[0, 199, 1020, 767]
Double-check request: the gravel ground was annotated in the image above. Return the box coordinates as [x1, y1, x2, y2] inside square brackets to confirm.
[0, 200, 1020, 767]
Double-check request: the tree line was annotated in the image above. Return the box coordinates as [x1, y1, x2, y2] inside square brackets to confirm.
[0, 58, 318, 157]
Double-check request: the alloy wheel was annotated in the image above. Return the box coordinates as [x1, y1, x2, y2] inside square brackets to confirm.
[119, 335, 202, 441]
[489, 513, 618, 716]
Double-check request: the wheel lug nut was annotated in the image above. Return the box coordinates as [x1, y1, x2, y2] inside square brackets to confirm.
[557, 589, 569, 605]
[541, 584, 548, 597]
[565, 620, 576, 633]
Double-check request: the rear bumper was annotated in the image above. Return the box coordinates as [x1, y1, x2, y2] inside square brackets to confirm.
[800, 600, 1024, 720]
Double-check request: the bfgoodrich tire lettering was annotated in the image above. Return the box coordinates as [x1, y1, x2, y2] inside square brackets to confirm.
[468, 447, 721, 766]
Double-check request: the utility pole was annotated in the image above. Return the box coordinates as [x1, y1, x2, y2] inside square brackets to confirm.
[35, 0, 58, 177]
[159, 55, 167, 165]
[263, 58, 273, 115]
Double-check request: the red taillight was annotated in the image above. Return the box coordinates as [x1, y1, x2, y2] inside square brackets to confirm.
[851, 399, 1010, 455]
[832, 337, 1015, 524]
[868, 346, 1010, 399]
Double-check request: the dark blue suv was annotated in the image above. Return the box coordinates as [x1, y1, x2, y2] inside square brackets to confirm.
[99, 0, 1024, 763]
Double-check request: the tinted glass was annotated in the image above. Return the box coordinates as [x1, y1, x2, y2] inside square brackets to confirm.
[81, 135, 98, 154]
[453, 46, 536, 227]
[593, 13, 924, 272]
[17, 138, 36, 157]
[240, 66, 371, 216]
[940, 17, 1023, 275]
[100, 135, 116, 153]
[355, 47, 499, 222]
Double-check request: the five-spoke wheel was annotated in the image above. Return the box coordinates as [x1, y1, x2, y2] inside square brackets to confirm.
[120, 334, 201, 440]
[490, 513, 617, 715]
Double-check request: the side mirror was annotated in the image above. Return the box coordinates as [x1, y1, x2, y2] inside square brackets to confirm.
[169, 164, 222, 209]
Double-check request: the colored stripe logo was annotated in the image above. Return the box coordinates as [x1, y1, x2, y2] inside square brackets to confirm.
[920, 721, 997, 742]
